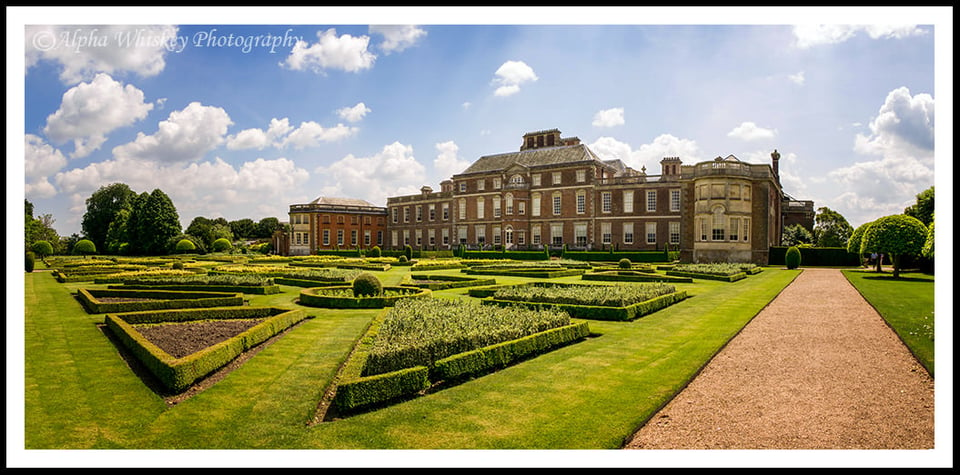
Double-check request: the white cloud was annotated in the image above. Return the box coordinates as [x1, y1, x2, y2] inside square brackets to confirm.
[337, 102, 371, 122]
[281, 28, 376, 74]
[226, 118, 295, 151]
[433, 141, 471, 178]
[42, 73, 154, 158]
[25, 25, 178, 84]
[589, 134, 703, 173]
[792, 24, 927, 49]
[592, 108, 625, 128]
[25, 178, 58, 200]
[788, 71, 805, 85]
[112, 102, 233, 163]
[369, 25, 426, 54]
[492, 60, 538, 97]
[853, 87, 935, 157]
[281, 122, 358, 149]
[727, 121, 778, 141]
[25, 134, 67, 179]
[315, 142, 426, 206]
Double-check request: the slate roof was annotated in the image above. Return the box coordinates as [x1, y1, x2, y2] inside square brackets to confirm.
[308, 196, 378, 207]
[456, 144, 610, 176]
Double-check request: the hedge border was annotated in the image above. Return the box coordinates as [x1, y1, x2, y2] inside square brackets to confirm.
[404, 274, 497, 290]
[665, 270, 747, 282]
[483, 290, 689, 321]
[110, 283, 281, 294]
[77, 288, 243, 314]
[581, 270, 694, 284]
[104, 306, 307, 393]
[298, 286, 432, 309]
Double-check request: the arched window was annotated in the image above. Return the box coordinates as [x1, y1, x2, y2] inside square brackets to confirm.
[712, 205, 726, 241]
[505, 225, 514, 245]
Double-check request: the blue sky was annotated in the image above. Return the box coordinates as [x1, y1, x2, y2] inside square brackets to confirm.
[12, 7, 950, 238]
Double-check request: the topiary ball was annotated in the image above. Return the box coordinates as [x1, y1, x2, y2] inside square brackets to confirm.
[172, 261, 185, 270]
[785, 246, 802, 270]
[618, 258, 632, 269]
[352, 272, 383, 297]
[398, 255, 408, 263]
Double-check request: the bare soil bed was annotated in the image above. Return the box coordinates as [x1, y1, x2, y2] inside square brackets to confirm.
[134, 318, 266, 359]
[624, 268, 935, 450]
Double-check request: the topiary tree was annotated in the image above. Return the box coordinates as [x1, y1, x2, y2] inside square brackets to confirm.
[785, 246, 801, 270]
[398, 255, 408, 263]
[860, 214, 928, 278]
[212, 238, 233, 253]
[73, 239, 97, 257]
[175, 239, 196, 254]
[369, 245, 382, 258]
[352, 272, 383, 297]
[847, 222, 871, 268]
[404, 244, 413, 260]
[618, 258, 632, 269]
[32, 240, 54, 258]
[25, 251, 35, 273]
[172, 261, 185, 270]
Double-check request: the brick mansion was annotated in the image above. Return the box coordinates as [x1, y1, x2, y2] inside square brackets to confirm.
[275, 129, 814, 264]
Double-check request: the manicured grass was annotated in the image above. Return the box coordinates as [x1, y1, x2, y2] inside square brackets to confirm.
[21, 264, 799, 453]
[842, 269, 935, 376]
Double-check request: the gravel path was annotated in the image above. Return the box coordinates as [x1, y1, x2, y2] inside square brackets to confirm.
[624, 268, 935, 450]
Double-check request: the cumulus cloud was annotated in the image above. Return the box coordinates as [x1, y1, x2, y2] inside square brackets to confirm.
[337, 102, 371, 122]
[727, 121, 778, 141]
[788, 71, 805, 85]
[433, 141, 471, 178]
[492, 60, 538, 97]
[281, 122, 358, 149]
[854, 87, 935, 157]
[25, 25, 177, 84]
[226, 118, 295, 150]
[112, 102, 233, 163]
[792, 24, 927, 49]
[369, 25, 426, 54]
[592, 108, 625, 128]
[25, 134, 67, 179]
[315, 142, 426, 206]
[588, 134, 703, 173]
[42, 73, 154, 158]
[281, 28, 376, 74]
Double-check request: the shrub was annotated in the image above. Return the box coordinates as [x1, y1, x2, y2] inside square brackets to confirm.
[175, 239, 196, 253]
[352, 272, 383, 297]
[369, 245, 382, 258]
[398, 255, 408, 263]
[32, 240, 54, 258]
[618, 258, 632, 269]
[212, 238, 233, 252]
[73, 239, 97, 256]
[172, 261, 185, 270]
[26, 251, 35, 272]
[785, 246, 801, 269]
[404, 244, 413, 260]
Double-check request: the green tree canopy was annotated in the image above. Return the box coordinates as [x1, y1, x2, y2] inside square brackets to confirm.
[32, 240, 54, 258]
[903, 186, 934, 227]
[256, 217, 283, 238]
[922, 214, 934, 259]
[73, 239, 97, 256]
[813, 207, 854, 248]
[25, 200, 62, 254]
[229, 218, 257, 240]
[81, 183, 136, 253]
[860, 214, 928, 278]
[781, 224, 814, 247]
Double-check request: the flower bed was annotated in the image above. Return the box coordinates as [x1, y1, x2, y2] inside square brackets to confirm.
[298, 285, 431, 309]
[482, 282, 688, 321]
[665, 263, 751, 282]
[582, 270, 693, 283]
[77, 288, 243, 313]
[402, 274, 496, 290]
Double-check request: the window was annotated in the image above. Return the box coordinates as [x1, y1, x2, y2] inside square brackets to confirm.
[459, 182, 467, 192]
[493, 178, 501, 189]
[391, 208, 398, 223]
[532, 174, 541, 186]
[712, 207, 725, 241]
[458, 199, 466, 220]
[729, 217, 740, 241]
[477, 179, 485, 191]
[493, 226, 501, 245]
[699, 218, 707, 241]
[364, 230, 371, 246]
[552, 172, 562, 185]
[428, 204, 435, 221]
[551, 223, 563, 246]
[730, 185, 741, 200]
[475, 225, 486, 245]
[670, 189, 681, 212]
[575, 223, 588, 246]
[623, 191, 633, 213]
[377, 231, 383, 245]
[510, 174, 525, 185]
[742, 218, 750, 242]
[442, 228, 449, 245]
[532, 193, 541, 217]
[322, 229, 330, 246]
[711, 184, 724, 199]
[743, 185, 751, 201]
[351, 215, 359, 225]
[294, 232, 301, 245]
[646, 223, 657, 245]
[337, 229, 344, 246]
[602, 192, 612, 213]
[493, 196, 501, 218]
[442, 203, 449, 220]
[553, 192, 562, 215]
[532, 225, 541, 245]
[623, 223, 634, 244]
[403, 230, 410, 245]
[576, 169, 586, 182]
[669, 222, 680, 245]
[576, 190, 586, 214]
[415, 229, 422, 246]
[403, 207, 410, 223]
[337, 215, 344, 224]
[517, 230, 525, 245]
[518, 201, 525, 215]
[505, 194, 513, 215]
[458, 226, 467, 244]
[602, 222, 612, 245]
[323, 215, 331, 224]
[391, 231, 398, 247]
[416, 206, 422, 222]
[477, 197, 485, 219]
[351, 230, 358, 246]
[647, 191, 657, 212]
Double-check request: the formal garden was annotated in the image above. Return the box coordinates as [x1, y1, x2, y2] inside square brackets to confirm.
[20, 249, 935, 452]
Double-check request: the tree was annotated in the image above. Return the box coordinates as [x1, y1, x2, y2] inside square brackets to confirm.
[229, 218, 257, 240]
[124, 192, 150, 255]
[25, 200, 62, 254]
[256, 217, 282, 238]
[32, 240, 54, 258]
[73, 239, 97, 257]
[81, 183, 136, 253]
[813, 207, 854, 248]
[847, 222, 871, 267]
[922, 214, 934, 259]
[903, 186, 934, 227]
[133, 189, 182, 255]
[104, 208, 131, 255]
[860, 214, 927, 278]
[781, 224, 814, 247]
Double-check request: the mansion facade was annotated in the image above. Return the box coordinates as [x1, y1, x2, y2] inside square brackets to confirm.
[278, 129, 814, 264]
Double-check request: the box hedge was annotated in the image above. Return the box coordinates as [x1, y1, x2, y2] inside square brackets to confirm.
[77, 288, 243, 313]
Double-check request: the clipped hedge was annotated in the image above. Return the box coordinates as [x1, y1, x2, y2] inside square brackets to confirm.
[405, 274, 497, 290]
[483, 290, 688, 321]
[581, 270, 693, 283]
[104, 306, 307, 393]
[665, 270, 746, 282]
[298, 286, 431, 309]
[768, 246, 861, 267]
[112, 283, 281, 294]
[461, 268, 585, 278]
[331, 366, 432, 414]
[561, 250, 672, 263]
[77, 288, 243, 314]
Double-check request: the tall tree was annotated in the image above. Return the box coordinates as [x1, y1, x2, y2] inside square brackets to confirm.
[813, 207, 854, 248]
[781, 223, 814, 247]
[860, 214, 927, 278]
[903, 186, 934, 227]
[104, 208, 131, 255]
[25, 199, 62, 253]
[136, 189, 182, 255]
[81, 183, 136, 253]
[229, 218, 257, 240]
[256, 217, 282, 239]
[124, 192, 150, 255]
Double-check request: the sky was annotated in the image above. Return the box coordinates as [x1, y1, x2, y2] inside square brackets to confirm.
[6, 6, 955, 469]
